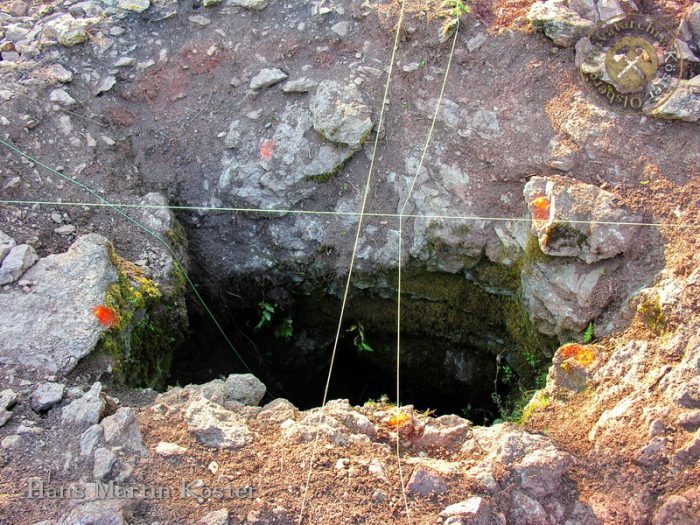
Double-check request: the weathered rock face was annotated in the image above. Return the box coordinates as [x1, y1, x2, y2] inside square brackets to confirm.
[217, 78, 374, 214]
[0, 235, 117, 374]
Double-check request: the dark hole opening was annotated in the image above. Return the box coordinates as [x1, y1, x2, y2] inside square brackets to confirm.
[168, 282, 540, 426]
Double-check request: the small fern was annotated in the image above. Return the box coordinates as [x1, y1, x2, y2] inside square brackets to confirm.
[582, 322, 594, 344]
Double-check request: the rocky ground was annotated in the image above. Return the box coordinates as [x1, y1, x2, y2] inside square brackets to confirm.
[1, 0, 699, 524]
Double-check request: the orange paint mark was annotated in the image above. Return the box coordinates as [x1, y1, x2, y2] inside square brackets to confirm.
[387, 412, 411, 429]
[93, 305, 119, 328]
[558, 343, 596, 367]
[530, 196, 551, 221]
[260, 139, 275, 160]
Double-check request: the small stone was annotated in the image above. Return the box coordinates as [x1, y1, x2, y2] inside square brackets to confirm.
[51, 213, 63, 224]
[230, 77, 242, 87]
[115, 57, 136, 67]
[1, 389, 20, 410]
[61, 383, 105, 428]
[93, 447, 116, 480]
[331, 21, 351, 37]
[2, 51, 23, 63]
[94, 76, 116, 96]
[0, 231, 16, 265]
[136, 59, 156, 70]
[467, 33, 488, 51]
[184, 397, 253, 449]
[202, 0, 221, 6]
[672, 431, 700, 466]
[54, 225, 76, 236]
[110, 26, 126, 36]
[188, 15, 211, 27]
[250, 68, 288, 90]
[368, 458, 386, 481]
[678, 411, 700, 432]
[102, 407, 147, 456]
[41, 64, 73, 83]
[0, 410, 12, 428]
[118, 0, 150, 13]
[224, 374, 266, 406]
[156, 441, 187, 456]
[282, 78, 317, 94]
[406, 467, 448, 498]
[246, 109, 263, 120]
[9, 1, 28, 16]
[42, 14, 88, 47]
[1, 434, 21, 449]
[440, 496, 491, 525]
[371, 488, 387, 503]
[0, 244, 38, 286]
[49, 88, 77, 108]
[199, 508, 229, 525]
[3, 177, 21, 190]
[30, 382, 65, 412]
[230, 0, 268, 9]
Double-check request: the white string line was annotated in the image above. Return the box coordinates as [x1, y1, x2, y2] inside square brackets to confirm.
[0, 137, 254, 375]
[392, 15, 461, 525]
[296, 1, 408, 523]
[2, 199, 699, 230]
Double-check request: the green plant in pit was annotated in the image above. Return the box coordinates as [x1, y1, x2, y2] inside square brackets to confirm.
[347, 322, 374, 352]
[255, 301, 276, 332]
[501, 364, 513, 384]
[255, 302, 294, 340]
[582, 321, 594, 344]
[438, 0, 471, 18]
[523, 351, 537, 368]
[436, 0, 470, 42]
[535, 369, 548, 388]
[273, 318, 293, 340]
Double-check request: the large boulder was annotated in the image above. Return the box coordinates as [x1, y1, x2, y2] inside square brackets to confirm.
[0, 235, 117, 374]
[523, 176, 642, 264]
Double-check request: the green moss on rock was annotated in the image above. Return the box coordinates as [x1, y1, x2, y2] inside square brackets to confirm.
[94, 245, 187, 389]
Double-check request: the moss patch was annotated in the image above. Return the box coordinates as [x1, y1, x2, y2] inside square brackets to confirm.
[95, 245, 187, 389]
[637, 291, 666, 333]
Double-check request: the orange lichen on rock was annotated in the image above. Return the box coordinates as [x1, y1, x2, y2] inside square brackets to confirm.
[93, 305, 119, 328]
[558, 343, 596, 367]
[387, 412, 411, 429]
[529, 195, 551, 221]
[260, 139, 275, 160]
